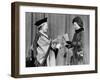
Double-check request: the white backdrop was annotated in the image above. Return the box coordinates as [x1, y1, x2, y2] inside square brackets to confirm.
[0, 0, 100, 80]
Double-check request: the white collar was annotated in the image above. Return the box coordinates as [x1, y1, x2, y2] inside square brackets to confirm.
[39, 30, 48, 38]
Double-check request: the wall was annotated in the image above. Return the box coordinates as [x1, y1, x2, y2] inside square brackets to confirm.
[0, 0, 100, 80]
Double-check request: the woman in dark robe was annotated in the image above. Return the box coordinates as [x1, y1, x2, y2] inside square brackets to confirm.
[66, 16, 84, 65]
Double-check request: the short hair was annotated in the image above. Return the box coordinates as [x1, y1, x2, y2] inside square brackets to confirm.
[72, 16, 83, 28]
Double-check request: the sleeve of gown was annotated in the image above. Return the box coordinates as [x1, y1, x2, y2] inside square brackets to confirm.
[33, 33, 41, 58]
[37, 35, 50, 54]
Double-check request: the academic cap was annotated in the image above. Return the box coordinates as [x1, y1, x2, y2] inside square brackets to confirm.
[35, 17, 47, 26]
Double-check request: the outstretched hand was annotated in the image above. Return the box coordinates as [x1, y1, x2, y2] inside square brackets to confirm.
[56, 43, 61, 49]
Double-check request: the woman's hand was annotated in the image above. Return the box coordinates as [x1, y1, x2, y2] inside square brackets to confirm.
[56, 43, 61, 49]
[51, 42, 56, 49]
[51, 42, 61, 49]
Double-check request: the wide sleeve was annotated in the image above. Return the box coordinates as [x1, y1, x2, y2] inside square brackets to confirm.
[37, 35, 50, 54]
[32, 33, 41, 57]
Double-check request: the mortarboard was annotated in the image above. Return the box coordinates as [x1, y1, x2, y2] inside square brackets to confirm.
[35, 17, 47, 26]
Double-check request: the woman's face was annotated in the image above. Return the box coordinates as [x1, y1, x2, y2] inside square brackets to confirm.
[73, 22, 80, 30]
[42, 22, 48, 33]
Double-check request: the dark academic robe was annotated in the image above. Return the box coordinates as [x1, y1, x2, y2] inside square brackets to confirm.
[70, 28, 84, 65]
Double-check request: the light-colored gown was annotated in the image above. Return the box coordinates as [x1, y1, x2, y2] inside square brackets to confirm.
[33, 31, 56, 66]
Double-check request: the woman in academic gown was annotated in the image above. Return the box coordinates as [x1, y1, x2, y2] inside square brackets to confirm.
[66, 16, 84, 65]
[32, 18, 60, 67]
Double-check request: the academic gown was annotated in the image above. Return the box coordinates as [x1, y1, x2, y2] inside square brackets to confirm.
[33, 31, 56, 66]
[70, 28, 84, 65]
